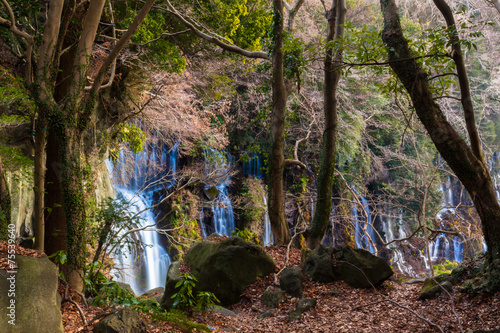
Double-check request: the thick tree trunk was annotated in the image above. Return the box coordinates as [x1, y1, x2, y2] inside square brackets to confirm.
[268, 0, 290, 245]
[44, 129, 67, 258]
[380, 0, 500, 262]
[0, 156, 11, 240]
[33, 117, 46, 251]
[307, 0, 346, 249]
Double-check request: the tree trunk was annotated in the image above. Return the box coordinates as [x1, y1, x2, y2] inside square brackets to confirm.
[379, 0, 500, 263]
[307, 0, 346, 249]
[0, 156, 11, 240]
[33, 117, 46, 251]
[268, 0, 290, 245]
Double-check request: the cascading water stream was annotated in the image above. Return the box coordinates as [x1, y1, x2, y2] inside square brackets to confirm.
[107, 141, 177, 295]
[352, 186, 376, 253]
[202, 149, 235, 237]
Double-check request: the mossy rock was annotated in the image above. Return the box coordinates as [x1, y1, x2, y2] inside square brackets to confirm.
[160, 261, 183, 311]
[333, 246, 393, 288]
[93, 306, 146, 333]
[301, 245, 335, 283]
[0, 255, 63, 333]
[279, 267, 304, 297]
[261, 287, 284, 308]
[461, 259, 500, 296]
[419, 278, 453, 300]
[184, 237, 276, 306]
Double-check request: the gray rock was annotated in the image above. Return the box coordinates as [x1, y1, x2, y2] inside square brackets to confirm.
[326, 290, 343, 297]
[116, 282, 136, 297]
[261, 287, 285, 308]
[280, 267, 304, 297]
[141, 286, 165, 297]
[258, 309, 275, 319]
[301, 245, 335, 283]
[0, 255, 64, 333]
[288, 298, 317, 321]
[160, 261, 183, 311]
[333, 246, 393, 288]
[419, 278, 453, 300]
[94, 306, 147, 333]
[209, 306, 237, 317]
[184, 237, 276, 306]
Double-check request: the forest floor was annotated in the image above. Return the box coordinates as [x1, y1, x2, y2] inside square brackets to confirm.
[59, 246, 500, 333]
[3, 241, 498, 332]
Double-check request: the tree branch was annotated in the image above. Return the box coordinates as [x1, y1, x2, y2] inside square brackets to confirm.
[160, 0, 270, 60]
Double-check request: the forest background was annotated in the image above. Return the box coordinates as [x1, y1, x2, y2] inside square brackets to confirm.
[1, 0, 500, 297]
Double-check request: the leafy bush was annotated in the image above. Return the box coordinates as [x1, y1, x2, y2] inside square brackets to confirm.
[171, 272, 219, 312]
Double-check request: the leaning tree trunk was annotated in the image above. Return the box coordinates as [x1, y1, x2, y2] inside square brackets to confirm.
[379, 0, 500, 263]
[268, 0, 291, 245]
[307, 0, 345, 249]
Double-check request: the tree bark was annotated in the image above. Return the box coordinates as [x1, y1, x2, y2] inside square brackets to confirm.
[379, 0, 500, 263]
[432, 0, 482, 161]
[0, 156, 11, 240]
[268, 0, 291, 245]
[307, 0, 345, 249]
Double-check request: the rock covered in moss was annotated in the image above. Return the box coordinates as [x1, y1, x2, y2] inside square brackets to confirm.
[418, 275, 453, 300]
[301, 245, 335, 283]
[301, 245, 393, 288]
[184, 237, 276, 306]
[288, 298, 317, 321]
[333, 246, 393, 288]
[279, 267, 304, 297]
[0, 255, 63, 333]
[94, 306, 146, 333]
[160, 261, 183, 311]
[261, 287, 285, 308]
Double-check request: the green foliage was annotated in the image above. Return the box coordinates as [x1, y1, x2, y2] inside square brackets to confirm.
[193, 0, 272, 51]
[433, 260, 459, 276]
[109, 123, 147, 159]
[151, 310, 212, 332]
[0, 68, 35, 114]
[48, 250, 67, 279]
[124, 10, 186, 73]
[171, 272, 219, 312]
[169, 191, 201, 258]
[232, 228, 260, 245]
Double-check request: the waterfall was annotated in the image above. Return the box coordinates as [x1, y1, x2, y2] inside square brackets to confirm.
[352, 187, 376, 253]
[262, 193, 273, 246]
[107, 140, 177, 295]
[202, 149, 235, 237]
[111, 189, 171, 295]
[242, 152, 262, 178]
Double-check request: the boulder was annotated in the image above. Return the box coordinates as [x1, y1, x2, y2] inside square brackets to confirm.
[141, 286, 165, 297]
[261, 287, 285, 308]
[258, 309, 275, 319]
[419, 274, 455, 300]
[160, 261, 183, 311]
[93, 306, 147, 333]
[184, 237, 276, 306]
[332, 246, 393, 288]
[0, 255, 64, 333]
[279, 267, 304, 297]
[116, 282, 136, 297]
[302, 245, 393, 288]
[288, 298, 316, 321]
[301, 245, 335, 283]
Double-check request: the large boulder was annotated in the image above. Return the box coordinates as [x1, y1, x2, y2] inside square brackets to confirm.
[301, 245, 335, 283]
[93, 306, 147, 333]
[184, 237, 276, 306]
[0, 255, 64, 333]
[160, 261, 183, 311]
[301, 245, 393, 288]
[333, 246, 393, 288]
[279, 267, 304, 297]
